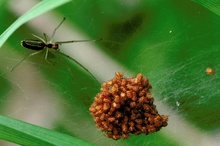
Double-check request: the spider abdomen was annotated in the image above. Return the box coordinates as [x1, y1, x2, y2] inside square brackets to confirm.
[21, 39, 46, 50]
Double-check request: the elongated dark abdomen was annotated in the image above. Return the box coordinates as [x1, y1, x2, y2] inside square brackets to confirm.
[21, 39, 46, 50]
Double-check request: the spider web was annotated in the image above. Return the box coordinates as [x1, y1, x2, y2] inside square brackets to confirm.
[1, 0, 220, 146]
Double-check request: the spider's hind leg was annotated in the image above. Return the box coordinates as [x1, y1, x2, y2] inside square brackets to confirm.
[49, 49, 74, 77]
[56, 51, 99, 82]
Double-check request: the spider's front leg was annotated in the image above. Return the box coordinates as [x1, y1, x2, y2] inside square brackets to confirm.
[44, 48, 55, 65]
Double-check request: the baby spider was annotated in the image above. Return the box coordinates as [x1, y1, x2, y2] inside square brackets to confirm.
[11, 17, 101, 79]
[206, 67, 214, 75]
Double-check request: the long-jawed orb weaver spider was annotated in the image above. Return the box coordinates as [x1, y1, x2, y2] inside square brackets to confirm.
[11, 17, 101, 80]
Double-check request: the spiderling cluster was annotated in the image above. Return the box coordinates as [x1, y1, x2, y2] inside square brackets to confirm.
[89, 72, 168, 140]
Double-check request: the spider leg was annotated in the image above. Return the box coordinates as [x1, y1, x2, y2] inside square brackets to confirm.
[44, 48, 54, 65]
[11, 50, 44, 71]
[50, 17, 66, 42]
[32, 34, 46, 43]
[43, 33, 49, 42]
[55, 38, 102, 44]
[49, 49, 74, 76]
[54, 50, 99, 82]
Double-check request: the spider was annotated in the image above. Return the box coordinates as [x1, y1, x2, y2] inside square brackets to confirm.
[206, 67, 214, 75]
[11, 17, 101, 80]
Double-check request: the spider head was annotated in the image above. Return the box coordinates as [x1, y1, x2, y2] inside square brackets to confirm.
[47, 43, 59, 50]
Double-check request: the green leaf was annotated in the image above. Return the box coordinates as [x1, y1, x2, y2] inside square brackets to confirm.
[0, 115, 94, 146]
